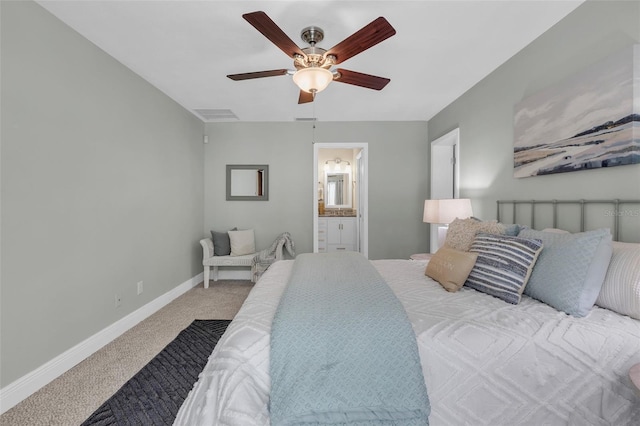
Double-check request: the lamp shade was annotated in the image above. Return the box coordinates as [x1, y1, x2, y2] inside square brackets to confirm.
[292, 67, 333, 93]
[423, 199, 473, 224]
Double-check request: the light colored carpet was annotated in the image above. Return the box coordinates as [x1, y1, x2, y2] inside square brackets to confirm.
[0, 280, 252, 426]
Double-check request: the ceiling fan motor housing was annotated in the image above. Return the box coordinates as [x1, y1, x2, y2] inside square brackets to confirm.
[295, 48, 335, 70]
[296, 27, 335, 70]
[300, 26, 324, 45]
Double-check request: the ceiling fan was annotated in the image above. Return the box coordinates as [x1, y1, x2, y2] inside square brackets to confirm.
[227, 11, 396, 104]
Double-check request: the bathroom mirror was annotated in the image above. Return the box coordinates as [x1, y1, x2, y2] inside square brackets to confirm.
[324, 170, 351, 208]
[226, 165, 269, 201]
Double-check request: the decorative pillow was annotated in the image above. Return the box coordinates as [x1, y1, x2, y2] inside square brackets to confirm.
[464, 233, 543, 304]
[541, 228, 570, 233]
[444, 218, 506, 251]
[518, 228, 613, 317]
[229, 229, 256, 256]
[210, 227, 237, 256]
[425, 247, 478, 292]
[595, 241, 640, 319]
[503, 224, 523, 236]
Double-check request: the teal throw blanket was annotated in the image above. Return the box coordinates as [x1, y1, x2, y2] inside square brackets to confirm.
[269, 252, 430, 425]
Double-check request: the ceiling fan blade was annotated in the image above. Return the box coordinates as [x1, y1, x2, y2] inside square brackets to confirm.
[298, 90, 314, 104]
[326, 17, 396, 64]
[227, 69, 289, 81]
[334, 69, 390, 90]
[243, 11, 306, 59]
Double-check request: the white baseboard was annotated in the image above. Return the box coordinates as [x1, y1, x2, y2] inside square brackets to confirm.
[0, 272, 203, 415]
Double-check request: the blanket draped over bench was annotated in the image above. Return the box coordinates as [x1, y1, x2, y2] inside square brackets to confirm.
[251, 232, 295, 282]
[269, 252, 430, 425]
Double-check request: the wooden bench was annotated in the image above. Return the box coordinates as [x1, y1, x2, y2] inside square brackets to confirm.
[200, 238, 283, 288]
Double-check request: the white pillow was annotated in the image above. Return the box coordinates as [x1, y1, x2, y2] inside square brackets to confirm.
[596, 241, 640, 319]
[228, 229, 256, 256]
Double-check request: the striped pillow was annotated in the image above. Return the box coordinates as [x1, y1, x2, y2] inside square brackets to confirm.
[465, 233, 543, 304]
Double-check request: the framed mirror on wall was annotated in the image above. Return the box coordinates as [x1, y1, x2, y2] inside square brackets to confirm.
[226, 164, 269, 201]
[324, 170, 352, 208]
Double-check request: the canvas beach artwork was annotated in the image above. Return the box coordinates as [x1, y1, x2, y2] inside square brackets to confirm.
[513, 45, 639, 178]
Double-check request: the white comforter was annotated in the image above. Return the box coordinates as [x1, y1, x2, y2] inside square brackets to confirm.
[175, 259, 640, 426]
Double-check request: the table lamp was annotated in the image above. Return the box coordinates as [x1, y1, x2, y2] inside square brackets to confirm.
[423, 198, 473, 250]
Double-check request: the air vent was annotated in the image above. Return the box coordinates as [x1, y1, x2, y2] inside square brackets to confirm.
[295, 117, 317, 121]
[194, 109, 238, 121]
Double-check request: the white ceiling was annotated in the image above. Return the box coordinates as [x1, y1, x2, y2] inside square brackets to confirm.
[36, 0, 584, 123]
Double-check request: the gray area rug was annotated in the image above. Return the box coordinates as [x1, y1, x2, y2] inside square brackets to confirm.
[81, 319, 230, 425]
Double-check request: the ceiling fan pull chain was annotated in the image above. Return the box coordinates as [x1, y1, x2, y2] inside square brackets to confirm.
[312, 101, 317, 144]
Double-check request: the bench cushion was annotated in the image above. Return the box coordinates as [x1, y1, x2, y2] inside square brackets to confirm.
[204, 253, 256, 267]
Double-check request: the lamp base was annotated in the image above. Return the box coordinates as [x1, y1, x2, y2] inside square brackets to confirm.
[436, 225, 449, 251]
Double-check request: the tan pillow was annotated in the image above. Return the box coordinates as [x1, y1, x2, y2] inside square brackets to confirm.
[426, 247, 478, 292]
[444, 218, 506, 251]
[228, 229, 256, 256]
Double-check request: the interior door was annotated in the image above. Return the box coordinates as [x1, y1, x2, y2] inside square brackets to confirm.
[430, 128, 459, 252]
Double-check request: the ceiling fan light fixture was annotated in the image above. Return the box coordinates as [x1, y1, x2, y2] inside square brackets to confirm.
[293, 67, 333, 94]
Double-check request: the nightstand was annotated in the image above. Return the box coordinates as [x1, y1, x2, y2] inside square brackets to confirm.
[410, 253, 432, 261]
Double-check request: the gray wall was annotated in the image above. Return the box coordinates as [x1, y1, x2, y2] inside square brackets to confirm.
[204, 121, 429, 260]
[1, 1, 205, 387]
[428, 0, 640, 241]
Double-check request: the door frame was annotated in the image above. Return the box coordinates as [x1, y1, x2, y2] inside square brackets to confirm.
[313, 143, 368, 257]
[430, 128, 460, 252]
[356, 149, 364, 253]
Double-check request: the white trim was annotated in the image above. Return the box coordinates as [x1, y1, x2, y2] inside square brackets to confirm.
[313, 143, 369, 258]
[430, 128, 461, 252]
[355, 148, 368, 258]
[0, 272, 203, 415]
[313, 146, 319, 253]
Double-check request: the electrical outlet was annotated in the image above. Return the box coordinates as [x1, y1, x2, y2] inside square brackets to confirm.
[137, 281, 143, 295]
[115, 294, 122, 308]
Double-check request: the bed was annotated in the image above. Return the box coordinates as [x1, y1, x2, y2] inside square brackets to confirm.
[175, 199, 640, 426]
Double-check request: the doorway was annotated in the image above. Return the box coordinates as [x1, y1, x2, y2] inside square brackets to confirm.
[313, 143, 368, 257]
[430, 128, 460, 252]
